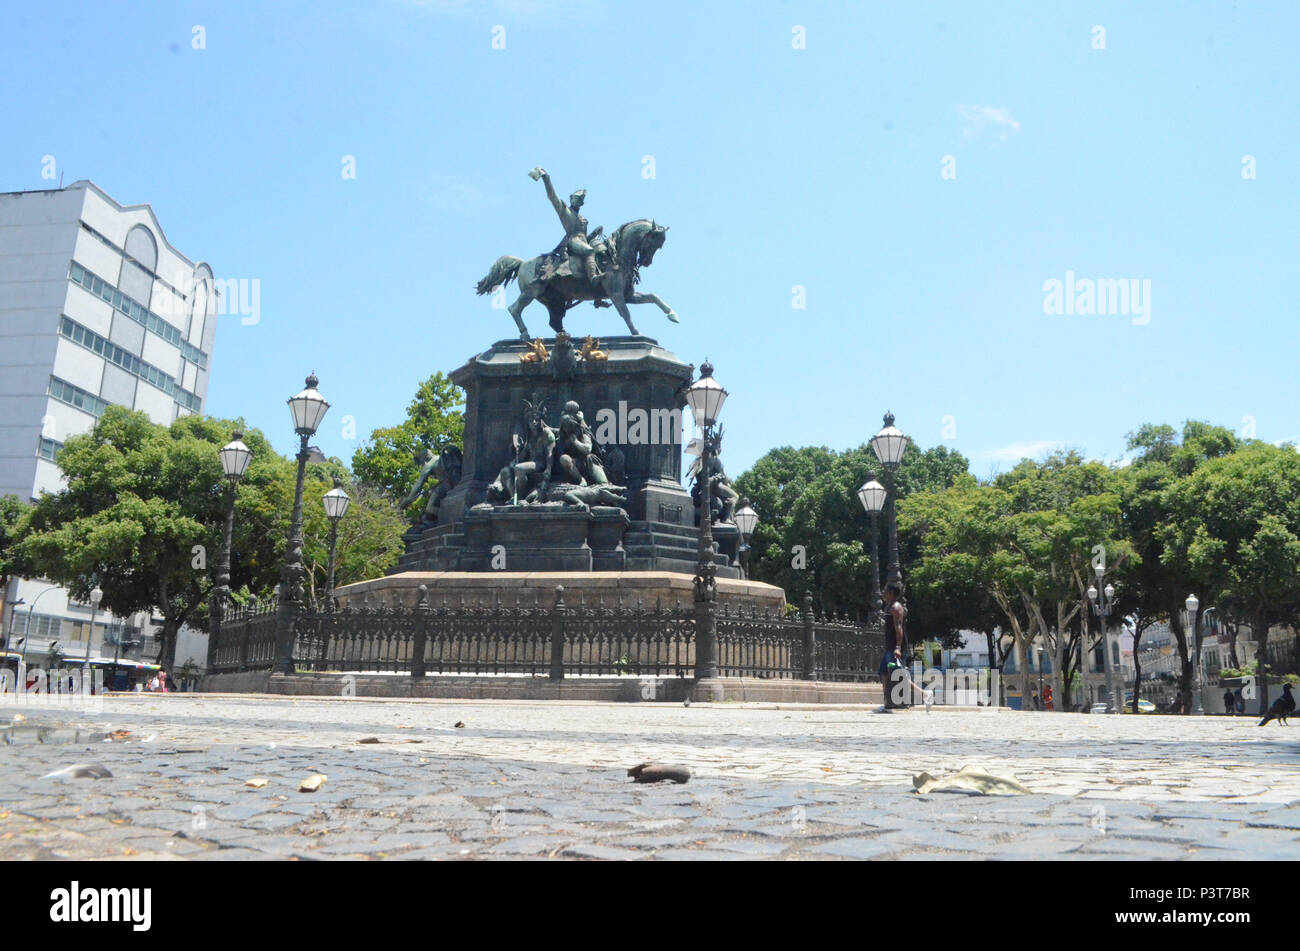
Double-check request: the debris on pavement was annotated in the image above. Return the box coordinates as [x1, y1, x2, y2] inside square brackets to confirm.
[245, 777, 270, 788]
[912, 764, 1031, 796]
[627, 763, 692, 784]
[298, 774, 327, 792]
[42, 763, 113, 780]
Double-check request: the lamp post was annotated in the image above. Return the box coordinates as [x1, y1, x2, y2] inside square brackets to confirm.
[732, 499, 757, 581]
[1087, 565, 1118, 713]
[856, 474, 887, 624]
[1185, 594, 1204, 716]
[275, 374, 330, 674]
[685, 359, 728, 682]
[2, 596, 22, 657]
[18, 585, 60, 668]
[209, 431, 252, 671]
[323, 477, 351, 608]
[81, 586, 103, 673]
[869, 413, 908, 594]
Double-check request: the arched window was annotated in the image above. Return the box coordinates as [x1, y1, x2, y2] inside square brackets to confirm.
[124, 225, 158, 273]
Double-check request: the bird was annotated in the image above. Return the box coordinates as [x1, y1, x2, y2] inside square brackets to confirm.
[1258, 683, 1295, 726]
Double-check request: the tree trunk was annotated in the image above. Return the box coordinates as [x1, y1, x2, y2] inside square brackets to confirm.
[1170, 607, 1192, 714]
[157, 617, 180, 673]
[984, 630, 1001, 706]
[1256, 611, 1269, 714]
[1130, 626, 1144, 714]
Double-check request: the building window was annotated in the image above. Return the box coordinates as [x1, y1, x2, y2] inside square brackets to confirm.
[10, 612, 61, 641]
[79, 221, 186, 300]
[68, 261, 208, 369]
[37, 437, 63, 461]
[58, 315, 194, 404]
[124, 224, 159, 273]
[48, 376, 109, 417]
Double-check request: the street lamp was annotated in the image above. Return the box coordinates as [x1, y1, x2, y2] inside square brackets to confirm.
[869, 412, 907, 594]
[1086, 563, 1119, 713]
[323, 477, 351, 608]
[81, 587, 103, 676]
[18, 585, 60, 668]
[209, 431, 253, 671]
[684, 359, 727, 681]
[856, 475, 886, 623]
[733, 499, 758, 581]
[2, 596, 23, 659]
[1185, 593, 1204, 716]
[275, 374, 330, 674]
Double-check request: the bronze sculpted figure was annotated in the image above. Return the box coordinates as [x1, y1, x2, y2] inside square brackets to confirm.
[402, 445, 462, 524]
[553, 482, 628, 511]
[535, 170, 616, 284]
[482, 397, 629, 511]
[689, 427, 738, 524]
[553, 400, 608, 487]
[486, 398, 557, 504]
[475, 166, 679, 341]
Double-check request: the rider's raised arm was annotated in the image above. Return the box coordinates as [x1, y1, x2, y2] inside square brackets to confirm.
[541, 173, 570, 225]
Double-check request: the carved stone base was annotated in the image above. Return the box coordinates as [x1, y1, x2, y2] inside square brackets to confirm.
[460, 504, 629, 572]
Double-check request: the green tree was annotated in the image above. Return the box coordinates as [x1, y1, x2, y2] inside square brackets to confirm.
[1121, 420, 1241, 709]
[14, 407, 404, 670]
[0, 495, 30, 649]
[1161, 441, 1300, 710]
[351, 372, 465, 512]
[733, 441, 970, 633]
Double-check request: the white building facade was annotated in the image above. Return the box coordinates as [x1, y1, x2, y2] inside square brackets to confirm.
[0, 181, 219, 668]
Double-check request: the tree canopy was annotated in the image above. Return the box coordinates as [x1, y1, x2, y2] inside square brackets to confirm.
[734, 421, 1300, 712]
[14, 407, 404, 670]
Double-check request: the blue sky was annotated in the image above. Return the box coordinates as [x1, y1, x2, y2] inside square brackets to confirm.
[4, 1, 1297, 479]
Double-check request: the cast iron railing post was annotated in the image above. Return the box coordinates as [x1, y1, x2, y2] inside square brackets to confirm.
[239, 602, 252, 671]
[802, 591, 816, 680]
[549, 585, 566, 680]
[413, 584, 428, 679]
[208, 478, 237, 672]
[693, 426, 719, 680]
[275, 430, 311, 674]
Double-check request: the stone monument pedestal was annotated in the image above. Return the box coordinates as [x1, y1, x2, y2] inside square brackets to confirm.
[337, 570, 786, 614]
[391, 333, 742, 580]
[461, 504, 629, 572]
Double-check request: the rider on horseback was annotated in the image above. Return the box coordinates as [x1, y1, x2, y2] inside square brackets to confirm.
[533, 167, 617, 282]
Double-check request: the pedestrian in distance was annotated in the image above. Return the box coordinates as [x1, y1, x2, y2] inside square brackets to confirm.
[878, 582, 907, 711]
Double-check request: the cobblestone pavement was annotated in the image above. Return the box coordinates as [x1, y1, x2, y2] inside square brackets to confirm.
[3, 694, 1299, 860]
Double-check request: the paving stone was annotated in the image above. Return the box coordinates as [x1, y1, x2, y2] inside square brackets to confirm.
[6, 697, 1300, 861]
[561, 843, 647, 860]
[651, 848, 749, 861]
[812, 838, 892, 859]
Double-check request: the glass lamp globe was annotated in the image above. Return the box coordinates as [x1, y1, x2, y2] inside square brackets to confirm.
[856, 478, 887, 514]
[323, 477, 351, 521]
[219, 431, 253, 481]
[684, 359, 727, 430]
[288, 374, 330, 436]
[869, 412, 907, 468]
[734, 501, 758, 537]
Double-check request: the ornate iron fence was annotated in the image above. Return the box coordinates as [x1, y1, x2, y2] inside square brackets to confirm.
[210, 583, 883, 682]
[814, 612, 884, 682]
[208, 597, 279, 673]
[716, 603, 805, 678]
